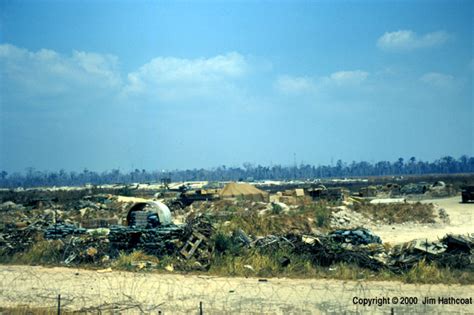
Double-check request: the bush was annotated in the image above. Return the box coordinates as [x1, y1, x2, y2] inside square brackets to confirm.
[300, 202, 332, 228]
[212, 232, 241, 255]
[271, 203, 283, 214]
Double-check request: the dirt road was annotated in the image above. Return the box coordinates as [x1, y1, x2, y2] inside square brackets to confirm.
[0, 265, 473, 314]
[371, 196, 474, 244]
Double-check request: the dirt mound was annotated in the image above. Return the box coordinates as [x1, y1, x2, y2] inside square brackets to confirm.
[219, 183, 268, 201]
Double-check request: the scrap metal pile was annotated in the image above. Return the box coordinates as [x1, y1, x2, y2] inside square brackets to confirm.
[290, 233, 386, 271]
[222, 228, 473, 273]
[387, 234, 474, 271]
[291, 231, 473, 273]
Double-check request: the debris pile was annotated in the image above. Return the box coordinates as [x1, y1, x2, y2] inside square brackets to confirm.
[428, 181, 456, 198]
[0, 222, 44, 256]
[385, 234, 474, 272]
[44, 224, 87, 239]
[108, 224, 185, 256]
[0, 205, 54, 256]
[61, 234, 111, 265]
[0, 201, 25, 212]
[329, 228, 382, 245]
[179, 215, 214, 269]
[400, 183, 428, 195]
[37, 214, 216, 266]
[0, 188, 473, 276]
[330, 207, 368, 228]
[291, 232, 386, 271]
[219, 228, 473, 273]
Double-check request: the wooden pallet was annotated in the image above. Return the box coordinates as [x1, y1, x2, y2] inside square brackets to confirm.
[180, 231, 207, 259]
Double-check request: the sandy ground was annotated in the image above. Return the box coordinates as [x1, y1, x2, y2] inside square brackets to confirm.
[0, 265, 473, 314]
[370, 196, 474, 244]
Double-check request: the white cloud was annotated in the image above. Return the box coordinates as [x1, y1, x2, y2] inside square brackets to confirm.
[0, 43, 121, 100]
[0, 44, 253, 106]
[420, 72, 455, 88]
[123, 52, 248, 100]
[377, 30, 450, 51]
[275, 75, 315, 93]
[72, 51, 121, 86]
[275, 70, 369, 94]
[328, 70, 369, 85]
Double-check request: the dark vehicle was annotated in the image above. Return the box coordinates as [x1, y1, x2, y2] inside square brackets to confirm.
[169, 186, 220, 210]
[307, 185, 344, 202]
[461, 185, 474, 203]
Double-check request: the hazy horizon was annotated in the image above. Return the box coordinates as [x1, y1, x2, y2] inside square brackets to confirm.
[1, 154, 472, 175]
[1, 1, 473, 173]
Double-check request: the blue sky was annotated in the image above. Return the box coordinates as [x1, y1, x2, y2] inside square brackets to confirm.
[0, 0, 472, 172]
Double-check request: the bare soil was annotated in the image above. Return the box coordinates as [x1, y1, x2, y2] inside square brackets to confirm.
[370, 196, 474, 244]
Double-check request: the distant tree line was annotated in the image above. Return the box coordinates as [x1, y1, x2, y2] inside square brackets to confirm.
[0, 155, 473, 188]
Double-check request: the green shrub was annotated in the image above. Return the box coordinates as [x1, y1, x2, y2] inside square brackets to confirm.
[271, 203, 283, 214]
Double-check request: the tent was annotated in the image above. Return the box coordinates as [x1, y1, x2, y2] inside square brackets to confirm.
[219, 182, 269, 201]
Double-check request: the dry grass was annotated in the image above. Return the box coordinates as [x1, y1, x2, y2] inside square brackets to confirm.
[112, 250, 160, 270]
[208, 245, 474, 284]
[403, 260, 474, 284]
[209, 249, 370, 280]
[209, 249, 364, 280]
[209, 248, 317, 278]
[0, 307, 76, 315]
[0, 240, 65, 265]
[352, 201, 436, 224]
[213, 201, 332, 237]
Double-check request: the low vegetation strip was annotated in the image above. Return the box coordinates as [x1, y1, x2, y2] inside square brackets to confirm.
[1, 232, 473, 285]
[352, 201, 436, 224]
